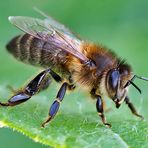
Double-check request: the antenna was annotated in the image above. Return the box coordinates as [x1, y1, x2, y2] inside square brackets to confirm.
[135, 75, 148, 81]
[128, 80, 141, 94]
[124, 75, 148, 94]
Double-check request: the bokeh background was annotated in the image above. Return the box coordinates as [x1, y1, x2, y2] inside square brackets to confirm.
[0, 0, 148, 147]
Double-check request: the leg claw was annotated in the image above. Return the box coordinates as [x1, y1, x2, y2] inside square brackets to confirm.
[138, 114, 144, 120]
[104, 123, 112, 128]
[41, 116, 52, 128]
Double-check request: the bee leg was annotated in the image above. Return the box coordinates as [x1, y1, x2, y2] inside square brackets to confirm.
[0, 69, 49, 106]
[38, 75, 52, 92]
[6, 77, 52, 96]
[96, 96, 111, 128]
[125, 96, 144, 119]
[41, 82, 68, 128]
[0, 68, 58, 107]
[68, 75, 76, 90]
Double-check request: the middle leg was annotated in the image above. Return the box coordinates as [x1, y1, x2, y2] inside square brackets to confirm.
[41, 82, 68, 127]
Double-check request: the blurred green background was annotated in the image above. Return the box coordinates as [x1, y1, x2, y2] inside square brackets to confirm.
[0, 0, 148, 147]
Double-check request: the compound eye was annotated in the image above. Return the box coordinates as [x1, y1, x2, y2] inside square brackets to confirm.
[108, 70, 120, 91]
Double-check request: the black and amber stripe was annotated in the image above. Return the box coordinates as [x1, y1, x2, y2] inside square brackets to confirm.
[6, 34, 49, 66]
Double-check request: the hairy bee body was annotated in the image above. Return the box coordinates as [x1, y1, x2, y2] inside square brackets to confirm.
[7, 34, 71, 77]
[71, 43, 120, 91]
[7, 33, 122, 96]
[1, 13, 146, 128]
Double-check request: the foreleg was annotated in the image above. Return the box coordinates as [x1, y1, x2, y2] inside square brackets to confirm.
[125, 96, 144, 119]
[90, 89, 111, 127]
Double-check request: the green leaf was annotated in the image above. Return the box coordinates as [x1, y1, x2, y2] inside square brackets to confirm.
[0, 0, 148, 147]
[0, 84, 148, 148]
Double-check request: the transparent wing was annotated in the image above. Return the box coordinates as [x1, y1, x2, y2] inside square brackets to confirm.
[34, 7, 80, 40]
[9, 16, 53, 40]
[9, 16, 88, 62]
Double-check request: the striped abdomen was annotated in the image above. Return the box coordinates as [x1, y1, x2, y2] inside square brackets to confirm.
[6, 34, 70, 74]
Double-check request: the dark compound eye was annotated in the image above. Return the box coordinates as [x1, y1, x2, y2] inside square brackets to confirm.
[108, 70, 120, 91]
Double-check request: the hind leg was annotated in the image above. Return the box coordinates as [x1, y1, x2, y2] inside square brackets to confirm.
[0, 68, 62, 107]
[7, 74, 52, 94]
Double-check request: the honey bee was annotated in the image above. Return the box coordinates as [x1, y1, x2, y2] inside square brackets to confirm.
[0, 9, 148, 127]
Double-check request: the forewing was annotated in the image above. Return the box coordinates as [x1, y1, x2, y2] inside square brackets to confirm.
[9, 16, 53, 41]
[34, 7, 80, 40]
[9, 16, 88, 62]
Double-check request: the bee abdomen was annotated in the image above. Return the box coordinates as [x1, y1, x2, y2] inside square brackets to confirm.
[6, 35, 22, 59]
[6, 34, 43, 65]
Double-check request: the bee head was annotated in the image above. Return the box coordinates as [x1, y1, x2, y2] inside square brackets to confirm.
[106, 63, 132, 108]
